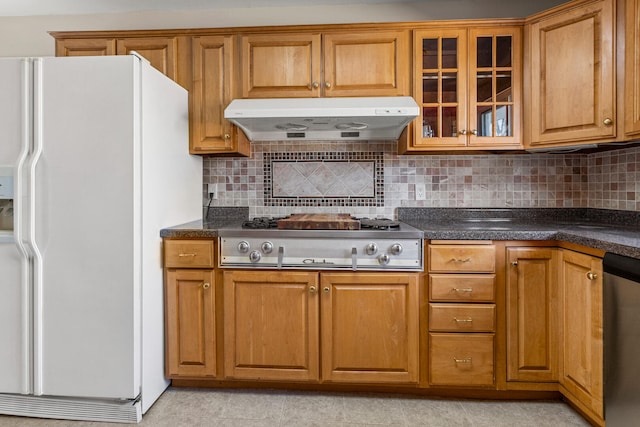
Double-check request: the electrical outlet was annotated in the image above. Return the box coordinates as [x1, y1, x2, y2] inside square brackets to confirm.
[207, 183, 218, 199]
[415, 184, 426, 200]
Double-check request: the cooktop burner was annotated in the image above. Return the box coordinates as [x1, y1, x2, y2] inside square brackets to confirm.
[242, 216, 289, 229]
[358, 218, 400, 230]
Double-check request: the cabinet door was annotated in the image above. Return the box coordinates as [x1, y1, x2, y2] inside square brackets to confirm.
[320, 272, 419, 384]
[116, 37, 178, 80]
[527, 0, 615, 146]
[625, 0, 640, 136]
[240, 33, 322, 98]
[191, 35, 249, 156]
[165, 269, 216, 378]
[468, 26, 522, 148]
[413, 28, 468, 149]
[223, 271, 320, 381]
[55, 38, 116, 56]
[323, 30, 409, 97]
[506, 247, 559, 382]
[559, 250, 603, 419]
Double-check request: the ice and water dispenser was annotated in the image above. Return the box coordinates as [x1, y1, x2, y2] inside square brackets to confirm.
[0, 167, 14, 231]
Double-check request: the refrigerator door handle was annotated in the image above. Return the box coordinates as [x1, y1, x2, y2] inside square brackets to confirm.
[13, 58, 34, 395]
[25, 58, 45, 395]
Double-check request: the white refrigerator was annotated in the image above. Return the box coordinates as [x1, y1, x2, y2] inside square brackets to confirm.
[0, 54, 202, 423]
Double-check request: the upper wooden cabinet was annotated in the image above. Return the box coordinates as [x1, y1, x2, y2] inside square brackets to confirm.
[404, 25, 522, 152]
[240, 30, 409, 98]
[625, 0, 640, 136]
[190, 35, 249, 156]
[115, 37, 178, 80]
[525, 0, 616, 147]
[55, 38, 116, 56]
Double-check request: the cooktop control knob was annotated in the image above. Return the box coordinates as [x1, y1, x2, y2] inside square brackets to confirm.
[378, 253, 390, 266]
[390, 243, 403, 255]
[238, 241, 250, 253]
[249, 250, 261, 263]
[261, 241, 274, 254]
[365, 243, 378, 255]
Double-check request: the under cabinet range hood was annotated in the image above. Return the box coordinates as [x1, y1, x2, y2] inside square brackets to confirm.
[224, 96, 419, 141]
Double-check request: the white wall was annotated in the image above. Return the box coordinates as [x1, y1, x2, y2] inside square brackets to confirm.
[0, 0, 566, 57]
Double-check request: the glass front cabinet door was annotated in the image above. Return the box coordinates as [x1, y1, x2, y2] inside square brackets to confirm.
[411, 26, 522, 151]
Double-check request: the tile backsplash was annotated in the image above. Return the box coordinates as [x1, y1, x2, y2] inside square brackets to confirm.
[203, 142, 640, 218]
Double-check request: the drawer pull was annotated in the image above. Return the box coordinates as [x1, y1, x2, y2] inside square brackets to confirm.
[453, 357, 473, 364]
[178, 253, 197, 257]
[451, 258, 471, 263]
[454, 317, 473, 324]
[452, 287, 473, 293]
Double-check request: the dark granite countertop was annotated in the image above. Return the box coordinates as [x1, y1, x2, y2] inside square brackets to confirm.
[160, 207, 640, 259]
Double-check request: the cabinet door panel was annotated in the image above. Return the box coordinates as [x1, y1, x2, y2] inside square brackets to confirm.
[625, 0, 640, 136]
[165, 269, 216, 378]
[223, 271, 319, 381]
[116, 37, 177, 79]
[528, 0, 615, 145]
[560, 250, 603, 418]
[506, 247, 559, 382]
[240, 33, 321, 98]
[323, 31, 409, 97]
[55, 38, 116, 56]
[321, 273, 419, 384]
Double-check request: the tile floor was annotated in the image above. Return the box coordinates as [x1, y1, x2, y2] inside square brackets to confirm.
[0, 387, 592, 427]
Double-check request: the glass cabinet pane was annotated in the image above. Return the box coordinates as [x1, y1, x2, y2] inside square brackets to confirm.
[477, 71, 492, 102]
[442, 107, 457, 137]
[496, 71, 512, 102]
[496, 36, 512, 67]
[442, 73, 457, 103]
[422, 107, 438, 137]
[423, 73, 438, 103]
[476, 37, 492, 68]
[422, 39, 438, 69]
[442, 38, 457, 68]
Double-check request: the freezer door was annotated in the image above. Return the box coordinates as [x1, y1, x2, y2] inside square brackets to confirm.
[31, 56, 140, 399]
[0, 58, 31, 395]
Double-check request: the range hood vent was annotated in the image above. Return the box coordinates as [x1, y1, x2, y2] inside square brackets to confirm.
[224, 96, 419, 142]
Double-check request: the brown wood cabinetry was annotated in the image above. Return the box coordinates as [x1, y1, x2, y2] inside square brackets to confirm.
[625, 0, 640, 136]
[223, 270, 419, 384]
[191, 35, 249, 156]
[164, 240, 217, 378]
[403, 25, 522, 153]
[115, 37, 178, 80]
[505, 247, 559, 383]
[55, 38, 116, 56]
[427, 241, 497, 387]
[559, 249, 604, 422]
[320, 273, 419, 384]
[525, 0, 616, 147]
[240, 30, 409, 98]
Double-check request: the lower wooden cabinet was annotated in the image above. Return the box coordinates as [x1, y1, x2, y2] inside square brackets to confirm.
[223, 270, 419, 384]
[165, 269, 216, 378]
[429, 333, 495, 386]
[559, 249, 604, 421]
[506, 247, 559, 383]
[223, 271, 320, 382]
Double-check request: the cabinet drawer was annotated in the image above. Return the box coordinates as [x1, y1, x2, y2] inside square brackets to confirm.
[429, 274, 495, 302]
[429, 245, 495, 272]
[429, 303, 495, 332]
[164, 240, 215, 268]
[429, 333, 494, 386]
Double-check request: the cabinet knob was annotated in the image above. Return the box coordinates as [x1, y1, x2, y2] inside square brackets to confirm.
[323, 286, 330, 293]
[311, 81, 320, 89]
[459, 130, 467, 135]
[202, 282, 210, 289]
[511, 261, 518, 266]
[309, 285, 317, 293]
[324, 82, 332, 89]
[224, 133, 231, 139]
[470, 129, 478, 135]
[603, 118, 613, 126]
[587, 272, 598, 280]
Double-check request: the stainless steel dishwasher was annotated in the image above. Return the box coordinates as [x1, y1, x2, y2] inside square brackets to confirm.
[603, 252, 640, 426]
